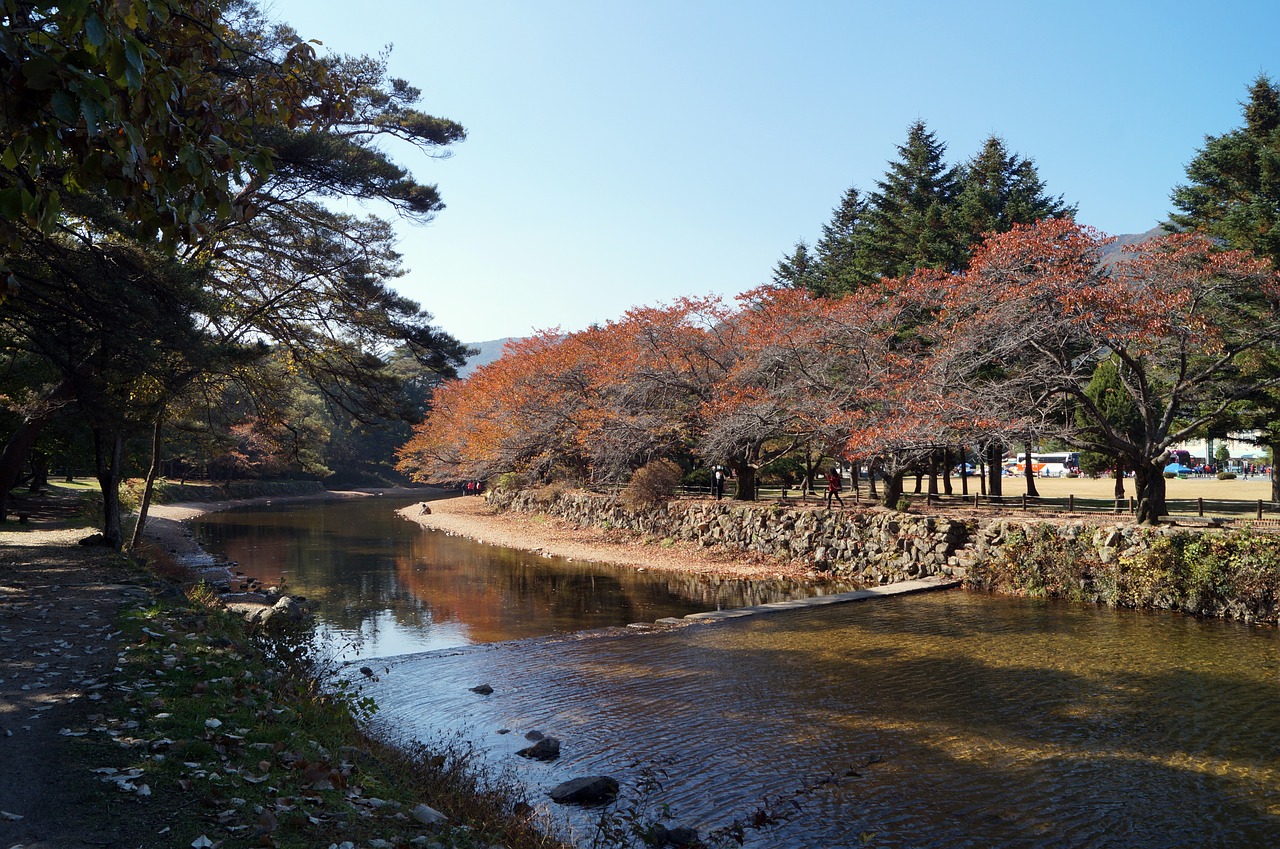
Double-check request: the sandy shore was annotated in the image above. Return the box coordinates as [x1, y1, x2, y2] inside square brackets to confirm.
[398, 494, 827, 580]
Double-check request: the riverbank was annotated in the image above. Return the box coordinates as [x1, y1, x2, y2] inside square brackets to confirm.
[397, 493, 830, 580]
[1, 485, 562, 849]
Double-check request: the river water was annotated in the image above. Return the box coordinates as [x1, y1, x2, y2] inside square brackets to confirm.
[196, 495, 1280, 848]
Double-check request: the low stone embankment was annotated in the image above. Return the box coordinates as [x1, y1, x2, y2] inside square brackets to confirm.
[487, 490, 1280, 625]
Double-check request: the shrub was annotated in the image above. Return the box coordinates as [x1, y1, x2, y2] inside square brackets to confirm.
[493, 472, 520, 492]
[1217, 471, 1237, 480]
[895, 495, 912, 513]
[681, 467, 713, 489]
[621, 459, 682, 509]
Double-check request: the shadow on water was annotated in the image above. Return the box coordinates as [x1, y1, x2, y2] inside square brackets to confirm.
[373, 592, 1280, 849]
[197, 497, 1280, 847]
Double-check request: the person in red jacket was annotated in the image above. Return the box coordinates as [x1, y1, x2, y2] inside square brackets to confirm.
[825, 466, 844, 509]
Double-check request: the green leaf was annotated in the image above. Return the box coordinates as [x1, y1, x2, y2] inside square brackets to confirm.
[39, 190, 61, 230]
[50, 90, 80, 125]
[22, 56, 60, 90]
[81, 97, 103, 136]
[0, 188, 22, 221]
[85, 14, 108, 49]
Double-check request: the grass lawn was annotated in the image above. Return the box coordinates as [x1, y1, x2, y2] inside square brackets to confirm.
[959, 473, 1273, 501]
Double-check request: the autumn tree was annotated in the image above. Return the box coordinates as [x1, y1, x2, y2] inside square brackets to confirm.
[941, 220, 1280, 524]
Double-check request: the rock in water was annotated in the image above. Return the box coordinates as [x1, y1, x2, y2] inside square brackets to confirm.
[469, 683, 494, 695]
[548, 776, 619, 805]
[515, 736, 560, 761]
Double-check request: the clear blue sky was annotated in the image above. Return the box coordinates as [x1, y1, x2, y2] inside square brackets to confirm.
[267, 0, 1279, 344]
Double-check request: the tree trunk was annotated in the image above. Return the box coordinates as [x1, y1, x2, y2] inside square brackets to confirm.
[730, 461, 757, 501]
[986, 442, 1003, 498]
[912, 471, 923, 494]
[867, 462, 880, 500]
[1022, 440, 1040, 498]
[0, 379, 74, 521]
[881, 470, 905, 510]
[850, 460, 860, 500]
[959, 444, 969, 496]
[926, 453, 939, 497]
[27, 451, 49, 492]
[129, 407, 165, 552]
[1134, 461, 1168, 526]
[941, 447, 953, 496]
[93, 428, 125, 551]
[1271, 441, 1280, 504]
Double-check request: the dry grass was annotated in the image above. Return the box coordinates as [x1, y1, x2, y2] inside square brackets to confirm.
[919, 473, 1273, 501]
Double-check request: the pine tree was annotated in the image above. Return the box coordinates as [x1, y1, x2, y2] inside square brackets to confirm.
[771, 241, 818, 290]
[954, 136, 1076, 253]
[1170, 74, 1280, 264]
[811, 186, 874, 295]
[861, 120, 964, 279]
[1170, 75, 1280, 500]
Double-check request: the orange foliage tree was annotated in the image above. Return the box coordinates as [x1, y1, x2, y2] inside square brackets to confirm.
[399, 221, 1280, 519]
[937, 220, 1280, 522]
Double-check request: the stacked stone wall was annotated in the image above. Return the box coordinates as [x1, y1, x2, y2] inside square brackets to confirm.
[486, 489, 1280, 624]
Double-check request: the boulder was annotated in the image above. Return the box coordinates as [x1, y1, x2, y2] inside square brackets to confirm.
[548, 775, 619, 805]
[516, 736, 560, 761]
[410, 803, 447, 826]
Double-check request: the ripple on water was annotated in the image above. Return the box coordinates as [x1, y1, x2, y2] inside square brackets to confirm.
[372, 592, 1280, 848]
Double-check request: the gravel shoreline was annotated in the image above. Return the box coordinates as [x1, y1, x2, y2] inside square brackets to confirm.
[398, 494, 830, 581]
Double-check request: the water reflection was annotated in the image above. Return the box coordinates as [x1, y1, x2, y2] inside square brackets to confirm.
[193, 494, 859, 658]
[372, 592, 1280, 849]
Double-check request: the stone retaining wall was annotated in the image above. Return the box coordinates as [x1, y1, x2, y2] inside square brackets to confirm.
[487, 489, 1280, 624]
[485, 490, 1023, 584]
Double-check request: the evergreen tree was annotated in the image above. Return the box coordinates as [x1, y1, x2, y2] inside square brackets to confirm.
[775, 124, 1072, 300]
[1170, 74, 1280, 265]
[1076, 357, 1143, 498]
[954, 136, 1076, 252]
[861, 120, 965, 279]
[812, 186, 874, 295]
[771, 241, 818, 290]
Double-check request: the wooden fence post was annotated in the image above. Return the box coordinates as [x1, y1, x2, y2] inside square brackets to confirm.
[1198, 497, 1204, 517]
[1068, 494, 1074, 513]
[1258, 499, 1265, 520]
[1021, 494, 1028, 511]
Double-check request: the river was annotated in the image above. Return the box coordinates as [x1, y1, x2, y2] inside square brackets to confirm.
[195, 495, 1280, 848]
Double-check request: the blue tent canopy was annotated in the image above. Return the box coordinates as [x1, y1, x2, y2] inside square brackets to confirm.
[1164, 462, 1194, 474]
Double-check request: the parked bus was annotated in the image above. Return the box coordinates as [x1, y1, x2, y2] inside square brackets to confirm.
[1003, 451, 1080, 477]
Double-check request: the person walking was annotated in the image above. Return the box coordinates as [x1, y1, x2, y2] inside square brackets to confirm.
[825, 466, 844, 509]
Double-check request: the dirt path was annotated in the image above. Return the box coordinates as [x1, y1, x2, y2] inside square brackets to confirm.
[0, 491, 161, 849]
